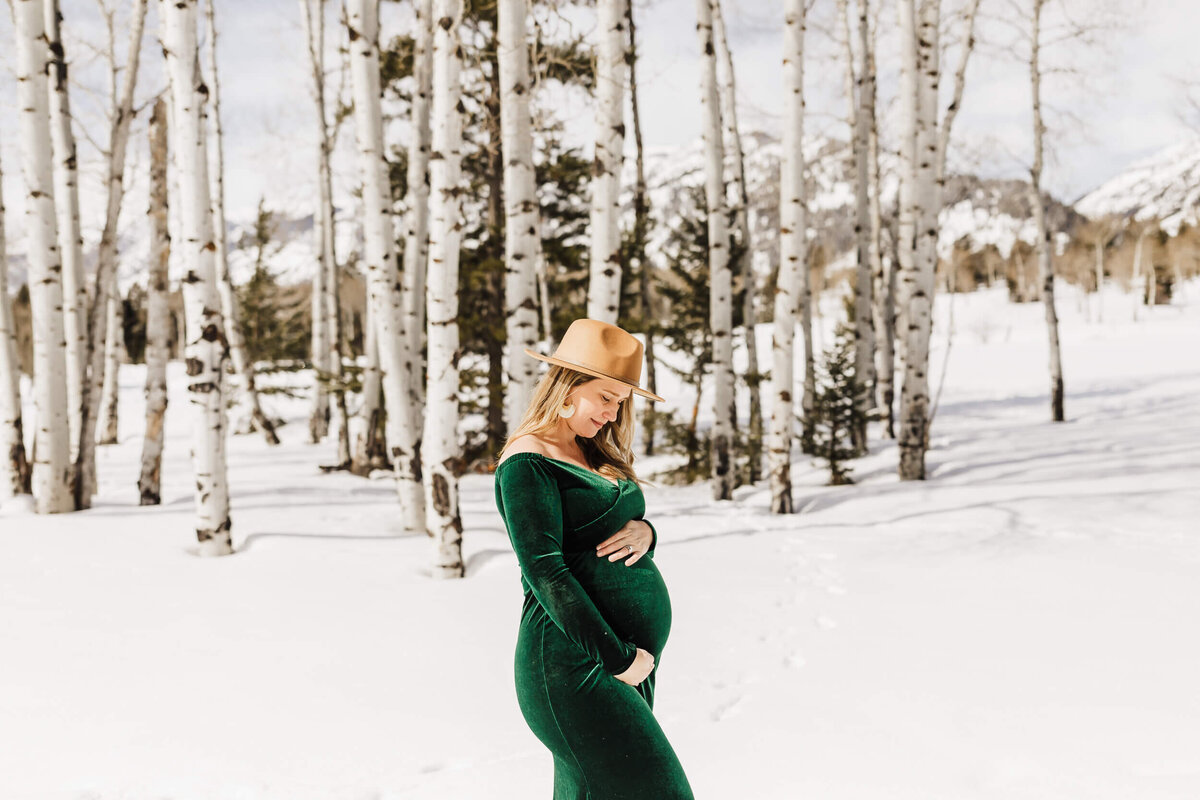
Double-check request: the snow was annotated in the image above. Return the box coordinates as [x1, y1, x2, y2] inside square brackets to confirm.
[1075, 136, 1200, 234]
[3, 284, 1200, 799]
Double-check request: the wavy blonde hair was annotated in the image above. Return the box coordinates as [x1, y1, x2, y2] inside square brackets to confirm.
[497, 364, 642, 486]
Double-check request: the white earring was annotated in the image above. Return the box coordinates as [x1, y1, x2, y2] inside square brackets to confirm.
[558, 402, 576, 418]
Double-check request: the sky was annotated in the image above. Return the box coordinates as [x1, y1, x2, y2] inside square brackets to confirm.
[1, 0, 1197, 234]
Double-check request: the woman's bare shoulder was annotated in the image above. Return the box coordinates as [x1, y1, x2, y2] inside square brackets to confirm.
[498, 435, 549, 466]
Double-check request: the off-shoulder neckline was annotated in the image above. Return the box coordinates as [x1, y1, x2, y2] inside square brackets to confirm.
[495, 451, 624, 487]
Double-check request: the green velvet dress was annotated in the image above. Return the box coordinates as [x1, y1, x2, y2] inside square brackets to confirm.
[494, 452, 694, 800]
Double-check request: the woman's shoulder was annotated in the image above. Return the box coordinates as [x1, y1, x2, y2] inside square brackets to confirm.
[497, 435, 551, 468]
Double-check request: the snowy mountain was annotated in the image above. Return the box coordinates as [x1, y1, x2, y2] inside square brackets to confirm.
[630, 131, 1078, 278]
[1075, 137, 1200, 235]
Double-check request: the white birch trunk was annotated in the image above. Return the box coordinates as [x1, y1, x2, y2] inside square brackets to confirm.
[163, 0, 233, 554]
[139, 98, 170, 506]
[799, 240, 816, 456]
[425, 0, 466, 578]
[347, 0, 424, 531]
[627, 1, 659, 456]
[325, 207, 350, 467]
[850, 0, 875, 455]
[1131, 227, 1149, 318]
[300, 0, 331, 443]
[16, 0, 72, 514]
[866, 20, 894, 439]
[895, 0, 918, 382]
[205, 0, 277, 445]
[696, 0, 733, 500]
[586, 0, 628, 324]
[897, 0, 940, 480]
[77, 0, 148, 507]
[323, 2, 352, 465]
[0, 154, 31, 499]
[403, 0, 433, 419]
[713, 0, 763, 482]
[97, 291, 123, 444]
[895, 0, 935, 480]
[44, 0, 86, 467]
[771, 0, 807, 514]
[499, 0, 540, 430]
[1029, 0, 1064, 422]
[352, 312, 384, 474]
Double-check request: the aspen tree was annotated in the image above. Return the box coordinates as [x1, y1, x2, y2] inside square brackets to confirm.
[696, 0, 734, 501]
[895, 0, 938, 481]
[844, 0, 875, 456]
[0, 154, 31, 499]
[352, 319, 385, 475]
[771, 0, 807, 513]
[1028, 0, 1064, 422]
[347, 0, 425, 531]
[895, 0, 980, 478]
[499, 0, 540, 429]
[139, 98, 170, 506]
[866, 13, 894, 438]
[403, 0, 433, 420]
[627, 0, 659, 456]
[44, 0, 86, 467]
[713, 0, 763, 482]
[162, 0, 233, 554]
[205, 0, 278, 445]
[16, 0, 72, 513]
[300, 0, 332, 442]
[97, 293, 123, 445]
[318, 5, 352, 466]
[426, 0, 466, 578]
[586, 0, 628, 324]
[78, 0, 149, 507]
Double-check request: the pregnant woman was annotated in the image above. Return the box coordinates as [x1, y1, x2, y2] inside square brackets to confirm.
[494, 319, 694, 799]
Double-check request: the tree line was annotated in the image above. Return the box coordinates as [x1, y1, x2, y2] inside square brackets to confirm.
[2, 0, 1174, 579]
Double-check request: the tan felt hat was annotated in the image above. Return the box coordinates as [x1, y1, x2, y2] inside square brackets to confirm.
[524, 319, 665, 403]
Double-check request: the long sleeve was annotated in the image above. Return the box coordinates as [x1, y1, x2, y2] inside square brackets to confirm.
[636, 516, 657, 558]
[497, 457, 638, 675]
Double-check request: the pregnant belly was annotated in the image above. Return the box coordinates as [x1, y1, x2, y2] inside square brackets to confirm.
[565, 553, 673, 658]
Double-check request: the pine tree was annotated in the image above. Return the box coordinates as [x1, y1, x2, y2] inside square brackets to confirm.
[812, 323, 866, 486]
[235, 199, 309, 365]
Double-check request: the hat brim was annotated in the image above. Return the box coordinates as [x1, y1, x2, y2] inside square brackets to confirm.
[524, 348, 666, 403]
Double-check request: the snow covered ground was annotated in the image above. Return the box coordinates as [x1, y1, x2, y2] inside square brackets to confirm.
[3, 283, 1199, 799]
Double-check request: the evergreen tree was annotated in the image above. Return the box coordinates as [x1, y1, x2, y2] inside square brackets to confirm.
[811, 322, 868, 485]
[236, 198, 309, 365]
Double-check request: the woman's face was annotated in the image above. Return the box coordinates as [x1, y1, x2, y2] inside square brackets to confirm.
[564, 378, 632, 438]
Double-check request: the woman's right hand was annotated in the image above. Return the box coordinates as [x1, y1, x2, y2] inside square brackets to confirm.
[614, 648, 655, 686]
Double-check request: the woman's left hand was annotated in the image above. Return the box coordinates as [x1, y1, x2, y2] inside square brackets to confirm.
[595, 519, 653, 566]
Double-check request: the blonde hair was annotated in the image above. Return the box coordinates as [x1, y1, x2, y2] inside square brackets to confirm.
[497, 364, 642, 486]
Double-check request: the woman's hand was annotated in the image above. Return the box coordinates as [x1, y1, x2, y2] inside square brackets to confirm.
[595, 519, 653, 566]
[614, 647, 655, 686]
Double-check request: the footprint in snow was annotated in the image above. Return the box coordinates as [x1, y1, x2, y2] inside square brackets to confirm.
[711, 694, 747, 722]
